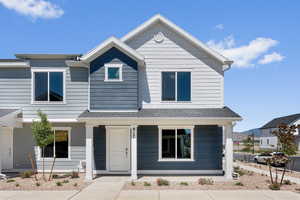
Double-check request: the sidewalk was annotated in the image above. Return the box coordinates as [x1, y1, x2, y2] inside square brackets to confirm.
[236, 163, 300, 184]
[117, 190, 300, 200]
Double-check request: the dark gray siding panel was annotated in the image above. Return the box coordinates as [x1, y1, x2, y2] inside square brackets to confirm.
[94, 126, 106, 170]
[90, 47, 138, 110]
[137, 125, 222, 170]
[13, 123, 86, 170]
[30, 59, 68, 67]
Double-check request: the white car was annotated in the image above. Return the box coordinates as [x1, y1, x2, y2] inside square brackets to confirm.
[254, 152, 285, 166]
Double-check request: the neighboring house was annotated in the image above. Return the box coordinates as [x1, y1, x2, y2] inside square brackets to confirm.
[0, 14, 241, 180]
[260, 113, 300, 150]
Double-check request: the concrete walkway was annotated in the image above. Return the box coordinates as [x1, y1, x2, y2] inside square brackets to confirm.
[236, 163, 300, 184]
[71, 176, 128, 200]
[117, 190, 300, 200]
[0, 191, 77, 200]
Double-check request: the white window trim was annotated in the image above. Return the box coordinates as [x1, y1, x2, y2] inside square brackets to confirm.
[158, 126, 194, 162]
[160, 71, 192, 103]
[104, 63, 123, 82]
[37, 127, 72, 161]
[31, 68, 66, 105]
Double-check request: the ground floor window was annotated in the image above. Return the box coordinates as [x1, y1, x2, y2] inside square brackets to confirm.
[40, 127, 70, 159]
[159, 126, 194, 161]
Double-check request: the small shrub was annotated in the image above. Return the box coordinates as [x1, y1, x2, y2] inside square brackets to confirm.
[6, 179, 15, 183]
[73, 183, 78, 187]
[234, 167, 246, 176]
[63, 180, 69, 184]
[36, 182, 40, 187]
[144, 182, 151, 186]
[198, 178, 214, 185]
[269, 183, 281, 190]
[156, 178, 169, 186]
[15, 183, 20, 187]
[131, 181, 135, 186]
[295, 188, 300, 191]
[180, 182, 188, 186]
[71, 171, 79, 179]
[20, 170, 34, 179]
[235, 182, 244, 186]
[52, 174, 59, 179]
[283, 180, 292, 185]
[56, 181, 63, 186]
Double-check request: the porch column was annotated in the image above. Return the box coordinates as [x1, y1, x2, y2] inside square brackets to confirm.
[131, 125, 138, 180]
[0, 127, 6, 180]
[224, 123, 233, 179]
[85, 123, 94, 181]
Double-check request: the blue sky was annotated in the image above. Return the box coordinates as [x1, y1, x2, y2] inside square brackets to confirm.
[0, 0, 299, 131]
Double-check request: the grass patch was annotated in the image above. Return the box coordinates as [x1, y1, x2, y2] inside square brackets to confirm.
[144, 182, 151, 186]
[56, 181, 63, 186]
[269, 183, 281, 190]
[235, 182, 244, 186]
[36, 182, 41, 187]
[6, 179, 15, 183]
[131, 181, 135, 186]
[180, 182, 188, 186]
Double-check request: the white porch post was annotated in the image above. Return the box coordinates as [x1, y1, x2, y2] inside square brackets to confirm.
[224, 123, 233, 179]
[0, 127, 6, 180]
[85, 123, 94, 181]
[131, 125, 138, 180]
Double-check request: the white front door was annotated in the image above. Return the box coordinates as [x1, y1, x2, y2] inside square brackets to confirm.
[0, 128, 13, 169]
[108, 127, 130, 172]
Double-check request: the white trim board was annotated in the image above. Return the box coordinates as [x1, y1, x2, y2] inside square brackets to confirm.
[94, 170, 223, 175]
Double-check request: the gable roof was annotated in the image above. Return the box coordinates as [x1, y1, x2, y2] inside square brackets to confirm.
[260, 113, 300, 129]
[80, 37, 144, 65]
[121, 14, 233, 69]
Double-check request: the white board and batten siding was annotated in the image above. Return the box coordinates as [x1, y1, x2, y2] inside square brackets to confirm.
[126, 22, 224, 109]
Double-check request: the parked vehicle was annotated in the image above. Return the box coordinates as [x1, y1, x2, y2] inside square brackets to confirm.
[254, 152, 286, 167]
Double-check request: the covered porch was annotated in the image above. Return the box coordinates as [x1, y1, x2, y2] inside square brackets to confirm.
[79, 108, 241, 181]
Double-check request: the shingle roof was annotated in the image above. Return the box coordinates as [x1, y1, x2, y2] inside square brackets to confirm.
[79, 107, 241, 119]
[260, 113, 300, 129]
[0, 109, 18, 118]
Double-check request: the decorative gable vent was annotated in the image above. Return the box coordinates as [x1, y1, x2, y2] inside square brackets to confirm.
[154, 32, 164, 43]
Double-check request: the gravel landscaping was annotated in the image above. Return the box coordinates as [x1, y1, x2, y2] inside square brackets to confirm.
[123, 172, 300, 191]
[236, 160, 300, 179]
[0, 172, 89, 191]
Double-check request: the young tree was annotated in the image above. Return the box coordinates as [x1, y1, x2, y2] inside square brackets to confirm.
[31, 111, 53, 180]
[242, 136, 254, 153]
[267, 123, 299, 188]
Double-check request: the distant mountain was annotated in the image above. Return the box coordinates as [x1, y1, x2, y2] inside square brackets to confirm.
[241, 128, 262, 137]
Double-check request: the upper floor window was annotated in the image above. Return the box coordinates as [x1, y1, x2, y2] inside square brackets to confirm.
[105, 63, 123, 81]
[161, 72, 191, 102]
[32, 69, 65, 104]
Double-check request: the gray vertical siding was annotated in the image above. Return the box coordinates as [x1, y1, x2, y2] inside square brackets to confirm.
[90, 47, 138, 110]
[94, 126, 106, 170]
[137, 125, 223, 170]
[13, 123, 86, 171]
[0, 63, 88, 119]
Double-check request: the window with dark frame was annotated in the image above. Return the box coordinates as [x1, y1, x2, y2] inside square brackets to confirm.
[34, 71, 64, 102]
[161, 72, 191, 102]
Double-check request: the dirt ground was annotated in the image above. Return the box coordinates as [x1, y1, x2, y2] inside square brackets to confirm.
[0, 173, 89, 191]
[236, 160, 300, 179]
[123, 172, 300, 191]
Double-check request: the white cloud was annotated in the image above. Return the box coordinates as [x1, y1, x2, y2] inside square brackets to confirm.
[215, 24, 224, 30]
[258, 52, 284, 64]
[0, 0, 64, 19]
[207, 35, 282, 67]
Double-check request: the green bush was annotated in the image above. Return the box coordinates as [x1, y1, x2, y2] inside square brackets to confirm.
[198, 178, 214, 185]
[20, 170, 34, 179]
[180, 182, 188, 186]
[15, 183, 20, 187]
[52, 174, 59, 179]
[6, 179, 15, 183]
[156, 178, 169, 186]
[131, 181, 135, 186]
[283, 180, 292, 185]
[56, 181, 63, 186]
[36, 182, 41, 187]
[144, 182, 151, 186]
[269, 183, 281, 190]
[235, 182, 244, 186]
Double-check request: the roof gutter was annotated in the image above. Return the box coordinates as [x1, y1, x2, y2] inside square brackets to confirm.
[0, 61, 30, 68]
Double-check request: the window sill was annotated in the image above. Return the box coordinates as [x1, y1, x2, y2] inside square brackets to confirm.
[31, 101, 66, 105]
[38, 158, 71, 161]
[104, 79, 123, 82]
[158, 159, 195, 162]
[160, 101, 192, 103]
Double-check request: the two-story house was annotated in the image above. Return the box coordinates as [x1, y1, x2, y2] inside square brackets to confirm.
[0, 15, 241, 180]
